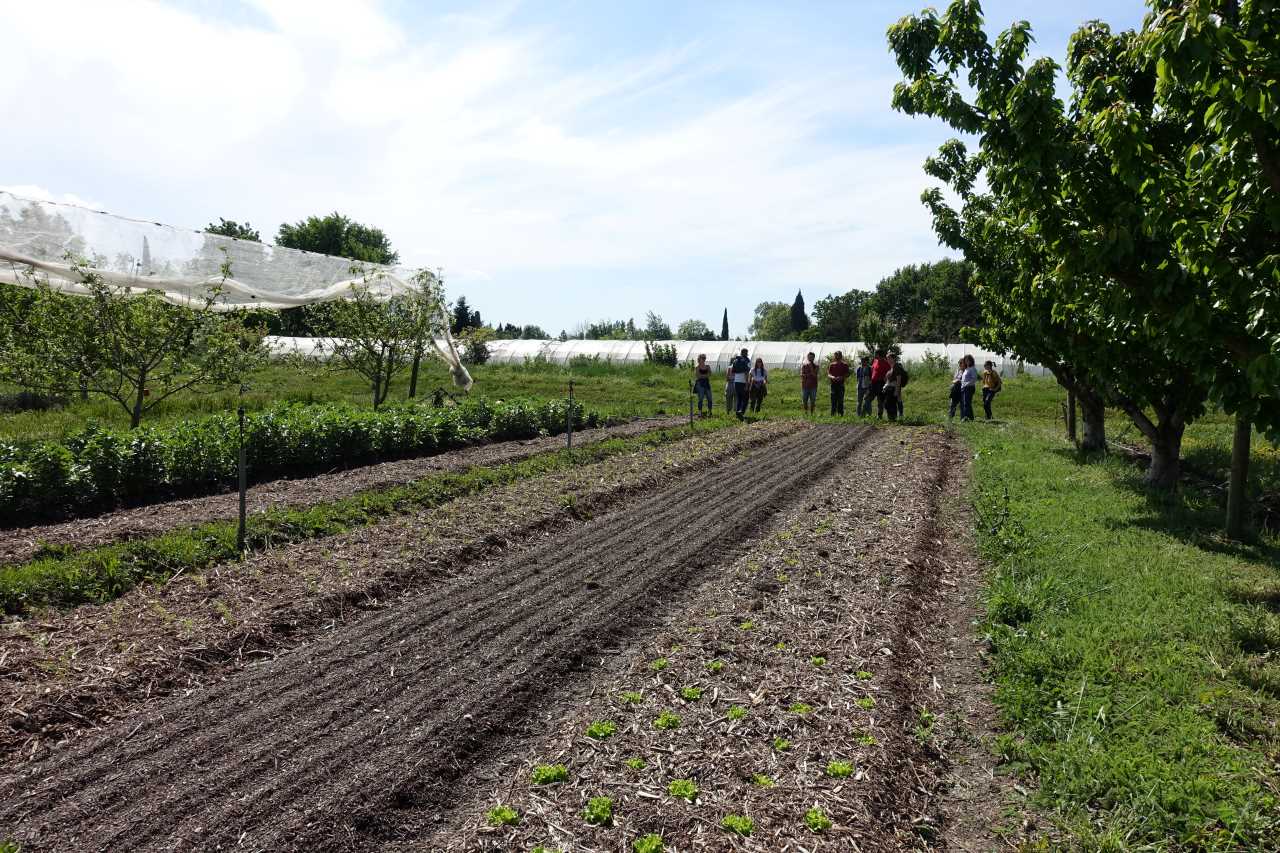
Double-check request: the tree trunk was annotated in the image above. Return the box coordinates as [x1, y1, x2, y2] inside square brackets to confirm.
[1226, 412, 1252, 539]
[1146, 426, 1184, 490]
[1078, 390, 1106, 452]
[408, 349, 422, 399]
[131, 368, 147, 429]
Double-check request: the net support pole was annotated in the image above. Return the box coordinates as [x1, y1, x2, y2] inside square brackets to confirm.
[237, 395, 247, 556]
[567, 380, 574, 454]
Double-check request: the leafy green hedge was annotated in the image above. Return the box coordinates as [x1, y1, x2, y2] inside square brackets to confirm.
[0, 398, 602, 522]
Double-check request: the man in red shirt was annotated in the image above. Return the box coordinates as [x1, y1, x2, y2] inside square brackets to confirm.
[827, 350, 850, 416]
[868, 349, 890, 418]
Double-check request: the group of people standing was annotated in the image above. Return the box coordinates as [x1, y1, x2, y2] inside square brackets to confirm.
[948, 355, 1003, 421]
[692, 349, 1003, 421]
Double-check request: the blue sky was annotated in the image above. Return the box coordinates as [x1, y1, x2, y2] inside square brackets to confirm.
[3, 0, 1146, 335]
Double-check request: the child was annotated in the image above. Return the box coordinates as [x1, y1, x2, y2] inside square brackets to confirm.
[981, 360, 1003, 420]
[800, 352, 819, 415]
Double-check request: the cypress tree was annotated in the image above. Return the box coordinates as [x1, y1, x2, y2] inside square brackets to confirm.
[790, 290, 810, 334]
[720, 308, 729, 341]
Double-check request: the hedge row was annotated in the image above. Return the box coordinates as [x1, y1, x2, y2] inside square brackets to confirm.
[0, 398, 603, 522]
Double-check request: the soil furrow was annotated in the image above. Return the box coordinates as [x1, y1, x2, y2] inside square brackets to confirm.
[19, 420, 800, 800]
[70, 426, 847, 848]
[0, 418, 682, 564]
[2, 422, 860, 845]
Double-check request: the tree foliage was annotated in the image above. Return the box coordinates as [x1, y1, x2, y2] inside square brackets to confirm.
[676, 318, 715, 340]
[749, 302, 793, 340]
[789, 291, 810, 334]
[205, 218, 261, 242]
[0, 258, 267, 428]
[888, 0, 1277, 498]
[276, 212, 398, 265]
[720, 308, 730, 341]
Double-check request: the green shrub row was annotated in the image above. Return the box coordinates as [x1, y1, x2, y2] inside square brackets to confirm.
[0, 423, 714, 615]
[0, 398, 602, 522]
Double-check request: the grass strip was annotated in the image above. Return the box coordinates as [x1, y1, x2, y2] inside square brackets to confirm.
[1, 421, 728, 615]
[966, 421, 1280, 849]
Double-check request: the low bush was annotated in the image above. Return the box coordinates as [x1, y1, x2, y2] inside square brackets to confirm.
[0, 398, 605, 522]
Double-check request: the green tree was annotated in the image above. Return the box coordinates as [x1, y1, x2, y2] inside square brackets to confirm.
[0, 257, 267, 428]
[887, 2, 1267, 496]
[644, 311, 673, 340]
[451, 295, 482, 334]
[204, 218, 261, 242]
[720, 308, 729, 341]
[315, 271, 449, 408]
[789, 290, 810, 334]
[749, 302, 792, 339]
[811, 289, 870, 341]
[676, 318, 713, 340]
[858, 311, 898, 359]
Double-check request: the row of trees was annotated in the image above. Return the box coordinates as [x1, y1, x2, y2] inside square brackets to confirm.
[888, 0, 1277, 536]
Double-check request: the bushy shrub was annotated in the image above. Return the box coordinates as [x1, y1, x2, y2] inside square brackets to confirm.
[0, 398, 606, 523]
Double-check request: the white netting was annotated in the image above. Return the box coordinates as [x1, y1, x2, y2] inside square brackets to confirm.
[0, 190, 420, 310]
[0, 190, 472, 389]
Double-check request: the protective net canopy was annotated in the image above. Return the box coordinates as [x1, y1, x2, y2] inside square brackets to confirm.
[0, 190, 421, 310]
[0, 190, 471, 389]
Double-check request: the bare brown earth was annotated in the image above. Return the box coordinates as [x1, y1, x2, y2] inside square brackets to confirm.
[0, 423, 872, 851]
[0, 417, 685, 565]
[0, 422, 1013, 852]
[0, 419, 802, 767]
[407, 426, 1012, 852]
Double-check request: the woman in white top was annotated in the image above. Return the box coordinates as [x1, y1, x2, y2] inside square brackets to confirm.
[748, 358, 768, 413]
[949, 358, 966, 420]
[960, 355, 979, 421]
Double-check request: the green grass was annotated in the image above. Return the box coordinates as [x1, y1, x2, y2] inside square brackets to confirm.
[0, 422, 725, 614]
[967, 419, 1280, 848]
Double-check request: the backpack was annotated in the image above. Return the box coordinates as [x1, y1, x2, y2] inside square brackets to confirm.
[899, 365, 910, 388]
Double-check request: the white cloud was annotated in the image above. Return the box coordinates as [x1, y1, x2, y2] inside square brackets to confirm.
[0, 0, 952, 326]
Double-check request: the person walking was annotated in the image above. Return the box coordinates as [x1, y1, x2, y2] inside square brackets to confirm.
[827, 350, 850, 416]
[748, 357, 769, 413]
[981, 360, 1003, 420]
[869, 349, 890, 418]
[856, 356, 872, 416]
[960, 355, 978, 421]
[882, 353, 905, 421]
[800, 351, 819, 416]
[948, 358, 965, 420]
[724, 363, 735, 415]
[693, 354, 713, 417]
[729, 347, 752, 420]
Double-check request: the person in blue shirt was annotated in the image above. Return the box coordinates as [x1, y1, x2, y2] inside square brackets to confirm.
[729, 348, 752, 420]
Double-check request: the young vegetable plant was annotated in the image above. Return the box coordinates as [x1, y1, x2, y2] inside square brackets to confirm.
[789, 702, 812, 716]
[825, 760, 854, 778]
[855, 697, 876, 710]
[625, 757, 647, 771]
[583, 796, 614, 826]
[773, 737, 792, 751]
[680, 686, 702, 701]
[667, 779, 698, 802]
[727, 706, 748, 721]
[650, 657, 669, 672]
[804, 807, 833, 833]
[619, 690, 644, 704]
[531, 764, 569, 785]
[633, 834, 664, 853]
[705, 659, 724, 673]
[586, 720, 617, 739]
[810, 656, 827, 667]
[721, 814, 754, 837]
[752, 774, 775, 788]
[653, 711, 681, 730]
[486, 805, 520, 827]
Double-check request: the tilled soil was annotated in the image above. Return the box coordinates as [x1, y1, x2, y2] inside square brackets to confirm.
[0, 417, 684, 565]
[1, 420, 802, 767]
[402, 426, 995, 852]
[0, 424, 868, 852]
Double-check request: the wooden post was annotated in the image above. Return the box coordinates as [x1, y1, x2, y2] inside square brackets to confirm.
[1067, 388, 1077, 445]
[1226, 412, 1252, 539]
[566, 380, 574, 454]
[237, 394, 247, 555]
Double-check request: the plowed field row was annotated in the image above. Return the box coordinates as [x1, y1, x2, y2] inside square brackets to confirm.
[0, 424, 870, 852]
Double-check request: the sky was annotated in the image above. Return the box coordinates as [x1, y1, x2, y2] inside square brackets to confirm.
[2, 0, 1146, 335]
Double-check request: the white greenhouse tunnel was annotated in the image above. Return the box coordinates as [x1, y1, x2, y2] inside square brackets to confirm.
[481, 339, 1046, 376]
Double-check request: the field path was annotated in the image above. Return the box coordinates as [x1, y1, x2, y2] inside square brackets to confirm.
[0, 424, 871, 851]
[0, 417, 683, 565]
